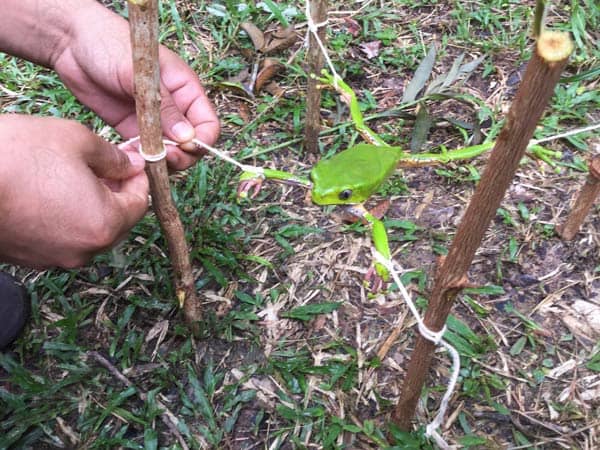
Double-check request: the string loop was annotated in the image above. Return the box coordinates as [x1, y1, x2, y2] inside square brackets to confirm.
[372, 250, 459, 448]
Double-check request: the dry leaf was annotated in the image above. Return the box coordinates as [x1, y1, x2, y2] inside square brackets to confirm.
[263, 81, 285, 96]
[272, 25, 295, 40]
[561, 299, 600, 342]
[359, 40, 381, 59]
[227, 67, 250, 84]
[369, 199, 391, 220]
[241, 22, 265, 51]
[55, 417, 80, 446]
[255, 59, 284, 92]
[145, 319, 169, 343]
[264, 32, 298, 53]
[343, 17, 361, 37]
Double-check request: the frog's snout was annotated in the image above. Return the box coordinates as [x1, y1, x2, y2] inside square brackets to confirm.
[310, 189, 327, 206]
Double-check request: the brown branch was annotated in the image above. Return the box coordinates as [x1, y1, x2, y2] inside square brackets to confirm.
[127, 0, 201, 325]
[87, 351, 190, 450]
[304, 0, 328, 154]
[392, 31, 573, 431]
[558, 155, 600, 240]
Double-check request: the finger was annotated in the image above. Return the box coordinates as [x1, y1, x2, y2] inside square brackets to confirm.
[159, 50, 220, 147]
[110, 171, 149, 233]
[86, 139, 146, 180]
[166, 80, 220, 150]
[165, 146, 203, 171]
[185, 94, 220, 147]
[159, 84, 196, 143]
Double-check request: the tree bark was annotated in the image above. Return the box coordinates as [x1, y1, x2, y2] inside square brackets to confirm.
[393, 31, 573, 430]
[128, 0, 201, 324]
[304, 0, 328, 154]
[558, 155, 600, 240]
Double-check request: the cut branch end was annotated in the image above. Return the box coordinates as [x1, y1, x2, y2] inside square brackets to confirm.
[537, 31, 574, 62]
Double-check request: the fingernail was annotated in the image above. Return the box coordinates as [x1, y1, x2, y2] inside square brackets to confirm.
[126, 150, 145, 170]
[171, 121, 195, 142]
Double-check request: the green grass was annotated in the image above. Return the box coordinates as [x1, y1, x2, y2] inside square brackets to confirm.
[2, 0, 600, 448]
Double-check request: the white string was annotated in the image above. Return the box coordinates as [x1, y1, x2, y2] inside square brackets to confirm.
[530, 122, 600, 146]
[188, 137, 264, 177]
[117, 135, 167, 162]
[373, 251, 461, 449]
[118, 135, 265, 177]
[305, 1, 341, 87]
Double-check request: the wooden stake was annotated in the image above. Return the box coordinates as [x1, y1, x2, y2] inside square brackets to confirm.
[128, 0, 201, 324]
[304, 0, 327, 154]
[392, 30, 573, 431]
[558, 155, 600, 240]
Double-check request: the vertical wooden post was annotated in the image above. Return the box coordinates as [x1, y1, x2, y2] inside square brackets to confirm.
[392, 30, 573, 430]
[304, 0, 328, 154]
[128, 0, 202, 324]
[558, 155, 600, 240]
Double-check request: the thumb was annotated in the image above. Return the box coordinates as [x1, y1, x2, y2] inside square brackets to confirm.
[86, 139, 146, 181]
[110, 171, 150, 233]
[160, 85, 195, 143]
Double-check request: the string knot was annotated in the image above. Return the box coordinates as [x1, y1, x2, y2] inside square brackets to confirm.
[418, 322, 447, 345]
[117, 136, 167, 162]
[138, 144, 167, 162]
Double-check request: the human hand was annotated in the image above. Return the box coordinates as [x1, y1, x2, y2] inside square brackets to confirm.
[51, 1, 220, 170]
[0, 114, 149, 268]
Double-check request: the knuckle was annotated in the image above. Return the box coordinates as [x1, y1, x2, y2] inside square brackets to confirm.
[85, 216, 120, 250]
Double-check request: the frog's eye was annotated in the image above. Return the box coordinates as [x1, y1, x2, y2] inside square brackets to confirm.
[338, 189, 353, 201]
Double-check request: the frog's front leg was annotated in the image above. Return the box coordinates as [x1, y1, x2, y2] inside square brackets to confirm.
[237, 171, 265, 200]
[345, 204, 391, 292]
[314, 70, 388, 147]
[237, 168, 312, 201]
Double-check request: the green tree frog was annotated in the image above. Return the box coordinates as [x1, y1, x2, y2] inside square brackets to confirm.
[237, 71, 559, 290]
[238, 141, 495, 290]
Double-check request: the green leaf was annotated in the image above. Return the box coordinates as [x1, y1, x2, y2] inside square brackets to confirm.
[167, 0, 184, 43]
[510, 336, 527, 356]
[402, 44, 436, 103]
[447, 315, 481, 343]
[144, 428, 158, 450]
[492, 400, 510, 415]
[199, 257, 228, 287]
[458, 434, 489, 447]
[187, 365, 216, 428]
[586, 349, 600, 372]
[274, 234, 294, 255]
[517, 202, 530, 221]
[277, 224, 322, 239]
[457, 54, 486, 79]
[241, 254, 274, 268]
[262, 0, 289, 27]
[206, 3, 228, 18]
[281, 302, 342, 321]
[385, 219, 420, 232]
[441, 53, 465, 90]
[561, 65, 600, 83]
[410, 103, 433, 152]
[508, 236, 519, 262]
[363, 419, 375, 435]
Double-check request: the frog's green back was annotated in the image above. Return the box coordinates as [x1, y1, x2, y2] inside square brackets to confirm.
[310, 144, 403, 205]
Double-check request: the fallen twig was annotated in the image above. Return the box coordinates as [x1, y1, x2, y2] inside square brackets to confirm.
[87, 351, 190, 450]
